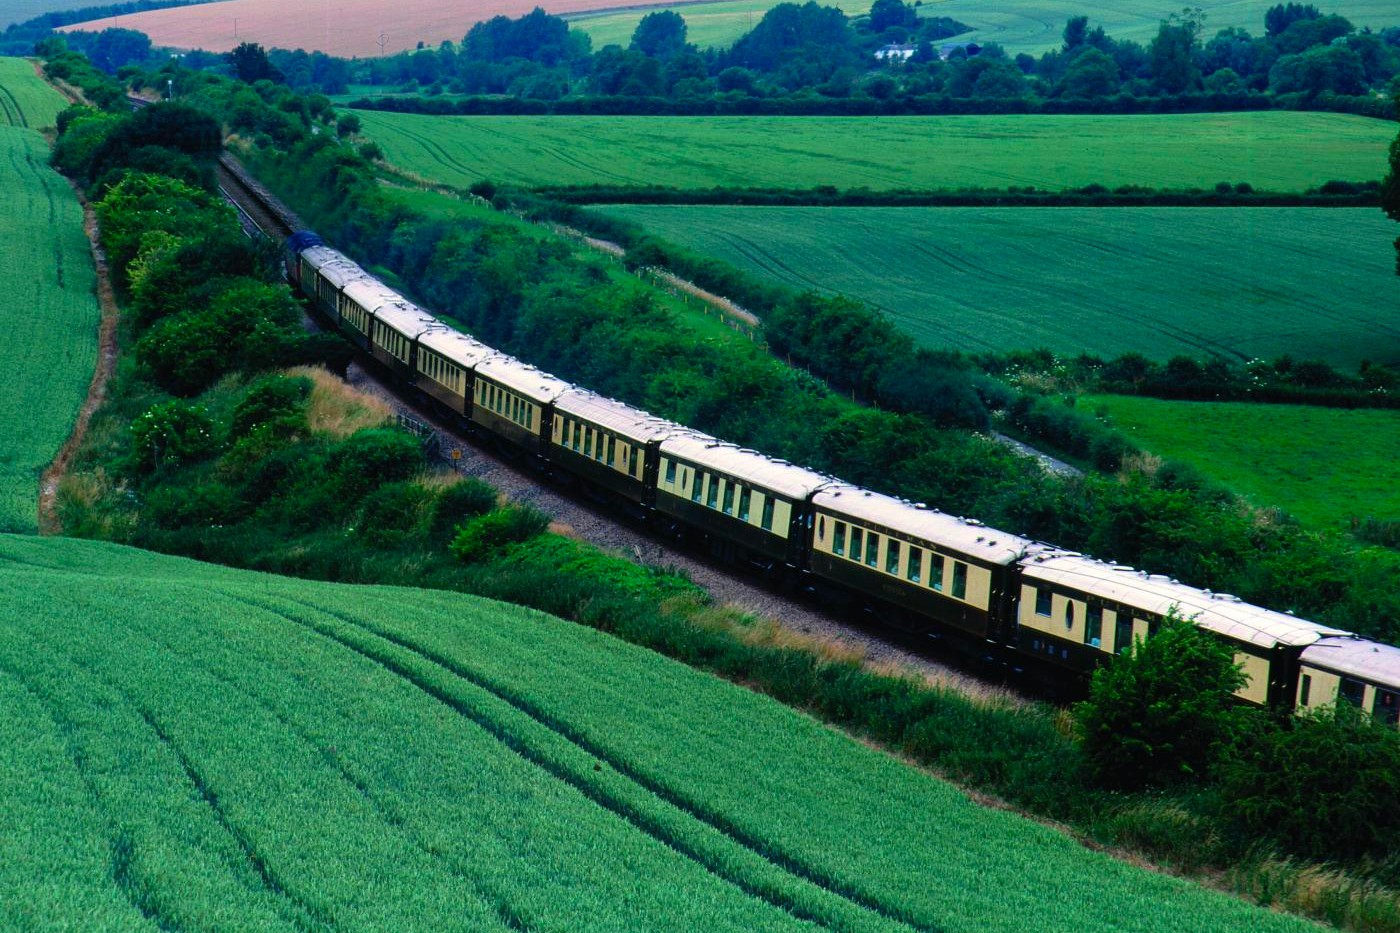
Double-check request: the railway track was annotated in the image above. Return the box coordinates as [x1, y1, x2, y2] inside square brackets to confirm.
[211, 154, 1024, 701]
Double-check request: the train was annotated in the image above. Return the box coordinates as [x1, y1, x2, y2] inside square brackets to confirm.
[284, 230, 1400, 723]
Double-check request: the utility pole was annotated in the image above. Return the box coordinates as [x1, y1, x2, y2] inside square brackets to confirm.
[378, 32, 387, 56]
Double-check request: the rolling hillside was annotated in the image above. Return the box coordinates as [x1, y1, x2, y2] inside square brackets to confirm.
[0, 533, 1324, 932]
[53, 0, 1398, 53]
[357, 110, 1393, 193]
[0, 58, 100, 531]
[600, 204, 1400, 368]
[57, 0, 659, 57]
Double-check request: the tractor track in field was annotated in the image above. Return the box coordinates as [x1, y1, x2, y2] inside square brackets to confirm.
[235, 587, 937, 933]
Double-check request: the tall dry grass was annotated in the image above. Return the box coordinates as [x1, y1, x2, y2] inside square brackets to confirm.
[285, 366, 393, 437]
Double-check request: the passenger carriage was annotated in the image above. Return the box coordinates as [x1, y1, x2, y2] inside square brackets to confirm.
[655, 433, 831, 567]
[471, 356, 571, 454]
[810, 486, 1033, 640]
[366, 300, 444, 381]
[414, 328, 497, 419]
[1298, 637, 1400, 724]
[1018, 553, 1351, 706]
[550, 389, 680, 504]
[337, 278, 401, 351]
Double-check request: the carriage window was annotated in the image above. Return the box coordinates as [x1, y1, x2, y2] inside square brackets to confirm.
[817, 516, 825, 541]
[1340, 677, 1366, 708]
[665, 459, 676, 485]
[1299, 674, 1312, 707]
[1035, 588, 1052, 616]
[605, 436, 615, 465]
[952, 562, 967, 599]
[706, 477, 720, 509]
[850, 527, 863, 560]
[691, 471, 704, 503]
[833, 522, 846, 556]
[1374, 689, 1399, 726]
[738, 489, 751, 521]
[865, 533, 879, 568]
[1115, 615, 1134, 654]
[584, 430, 593, 458]
[760, 498, 775, 531]
[929, 554, 944, 591]
[1085, 606, 1102, 648]
[907, 545, 922, 583]
[1065, 602, 1075, 631]
[886, 540, 900, 575]
[1147, 616, 1161, 639]
[722, 484, 735, 515]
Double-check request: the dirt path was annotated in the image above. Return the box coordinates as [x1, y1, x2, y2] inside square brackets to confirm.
[38, 188, 119, 535]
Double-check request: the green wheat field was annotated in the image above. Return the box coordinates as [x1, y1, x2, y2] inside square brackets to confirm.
[0, 58, 100, 530]
[359, 110, 1393, 192]
[1085, 394, 1400, 530]
[0, 533, 1324, 932]
[601, 204, 1400, 368]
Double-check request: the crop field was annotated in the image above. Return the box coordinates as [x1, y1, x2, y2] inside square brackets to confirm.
[926, 0, 1397, 55]
[567, 0, 873, 50]
[563, 0, 1396, 51]
[0, 57, 69, 131]
[601, 205, 1400, 368]
[0, 532, 1322, 932]
[59, 0, 661, 57]
[358, 110, 1392, 193]
[1084, 395, 1400, 530]
[0, 62, 100, 532]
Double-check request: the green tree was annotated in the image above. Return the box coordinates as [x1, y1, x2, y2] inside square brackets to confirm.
[227, 42, 282, 83]
[1076, 610, 1249, 788]
[1149, 8, 1204, 93]
[1059, 47, 1120, 97]
[1269, 44, 1366, 95]
[631, 10, 689, 58]
[1220, 704, 1400, 862]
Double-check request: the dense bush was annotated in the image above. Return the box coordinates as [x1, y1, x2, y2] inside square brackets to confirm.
[1221, 704, 1400, 863]
[129, 401, 218, 473]
[450, 503, 551, 562]
[1076, 613, 1251, 788]
[429, 477, 499, 541]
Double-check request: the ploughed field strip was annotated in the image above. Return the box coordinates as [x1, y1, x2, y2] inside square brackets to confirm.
[0, 534, 1321, 933]
[601, 204, 1400, 369]
[0, 59, 100, 531]
[357, 110, 1393, 193]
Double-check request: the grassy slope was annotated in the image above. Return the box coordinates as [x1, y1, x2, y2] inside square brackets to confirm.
[384, 185, 761, 345]
[565, 0, 1396, 52]
[0, 60, 100, 531]
[567, 0, 873, 50]
[1084, 394, 1400, 530]
[357, 110, 1393, 193]
[0, 533, 1322, 933]
[0, 57, 69, 130]
[598, 205, 1400, 369]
